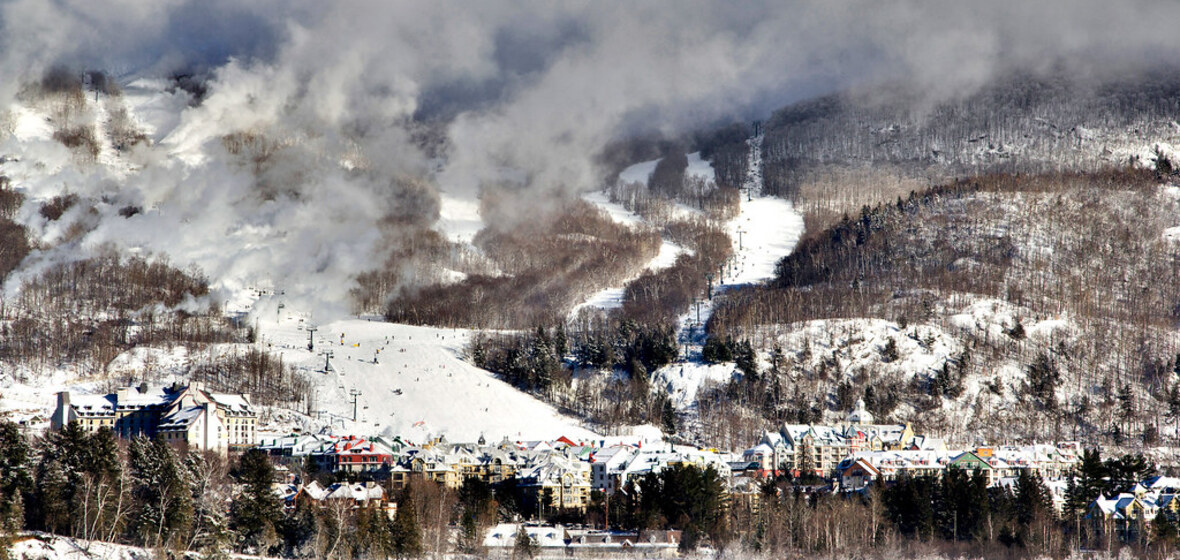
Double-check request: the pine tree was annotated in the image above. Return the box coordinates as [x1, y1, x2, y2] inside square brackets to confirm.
[661, 399, 677, 435]
[1063, 449, 1108, 517]
[230, 449, 282, 553]
[355, 506, 394, 558]
[128, 436, 193, 548]
[279, 495, 318, 556]
[734, 339, 758, 381]
[1117, 384, 1135, 433]
[457, 509, 479, 554]
[512, 524, 538, 559]
[881, 338, 899, 362]
[1027, 352, 1060, 409]
[1013, 471, 1053, 546]
[554, 323, 568, 358]
[392, 488, 423, 558]
[1168, 384, 1180, 442]
[0, 422, 30, 560]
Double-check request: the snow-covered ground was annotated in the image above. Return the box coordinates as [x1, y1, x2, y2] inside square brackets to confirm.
[597, 144, 806, 410]
[9, 534, 153, 560]
[572, 191, 686, 316]
[618, 157, 659, 185]
[686, 151, 715, 182]
[652, 195, 804, 409]
[253, 309, 595, 443]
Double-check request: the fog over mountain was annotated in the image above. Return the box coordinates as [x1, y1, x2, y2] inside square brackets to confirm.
[3, 0, 1180, 317]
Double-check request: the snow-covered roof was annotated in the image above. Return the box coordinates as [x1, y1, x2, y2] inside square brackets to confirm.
[324, 482, 384, 502]
[209, 393, 254, 414]
[484, 524, 568, 548]
[158, 405, 204, 430]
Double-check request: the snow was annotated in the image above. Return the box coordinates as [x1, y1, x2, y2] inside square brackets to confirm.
[654, 362, 737, 409]
[569, 239, 683, 316]
[723, 196, 804, 286]
[617, 157, 659, 185]
[120, 78, 190, 143]
[9, 534, 154, 560]
[10, 105, 53, 142]
[776, 318, 963, 385]
[685, 151, 715, 182]
[254, 310, 596, 443]
[572, 192, 685, 315]
[581, 190, 642, 227]
[617, 152, 714, 187]
[649, 140, 805, 411]
[0, 370, 103, 433]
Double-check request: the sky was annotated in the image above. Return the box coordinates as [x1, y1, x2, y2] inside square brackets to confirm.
[2, 0, 1180, 318]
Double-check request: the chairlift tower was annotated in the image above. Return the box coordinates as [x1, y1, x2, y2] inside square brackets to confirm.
[349, 388, 362, 422]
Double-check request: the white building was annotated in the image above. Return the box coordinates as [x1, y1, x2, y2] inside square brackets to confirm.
[51, 382, 256, 457]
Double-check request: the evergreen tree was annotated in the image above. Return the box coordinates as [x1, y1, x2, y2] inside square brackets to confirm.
[512, 524, 538, 559]
[881, 338, 899, 362]
[1153, 511, 1180, 547]
[457, 509, 480, 554]
[1117, 384, 1135, 432]
[1007, 320, 1026, 340]
[635, 464, 728, 549]
[229, 449, 282, 553]
[127, 436, 193, 548]
[279, 496, 319, 556]
[937, 469, 989, 541]
[1104, 453, 1155, 494]
[392, 488, 423, 558]
[1064, 449, 1108, 517]
[1027, 352, 1060, 409]
[702, 336, 733, 363]
[1012, 470, 1054, 547]
[733, 339, 758, 381]
[0, 422, 30, 560]
[355, 506, 394, 558]
[554, 323, 568, 358]
[1169, 384, 1180, 443]
[661, 399, 677, 435]
[884, 474, 935, 539]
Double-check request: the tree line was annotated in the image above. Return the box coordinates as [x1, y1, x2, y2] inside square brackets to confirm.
[387, 197, 661, 329]
[470, 319, 679, 431]
[2, 251, 246, 376]
[0, 420, 425, 559]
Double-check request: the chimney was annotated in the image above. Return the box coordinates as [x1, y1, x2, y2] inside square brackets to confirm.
[117, 387, 132, 402]
[53, 391, 71, 429]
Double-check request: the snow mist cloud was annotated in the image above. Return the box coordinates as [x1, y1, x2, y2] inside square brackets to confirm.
[2, 0, 1179, 318]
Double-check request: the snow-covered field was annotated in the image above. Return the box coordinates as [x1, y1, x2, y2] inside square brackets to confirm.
[244, 308, 597, 443]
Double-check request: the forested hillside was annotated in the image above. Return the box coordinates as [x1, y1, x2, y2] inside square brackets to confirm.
[763, 69, 1180, 232]
[705, 167, 1180, 449]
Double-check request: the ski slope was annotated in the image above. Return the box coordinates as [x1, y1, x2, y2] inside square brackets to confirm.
[572, 191, 687, 316]
[255, 310, 596, 443]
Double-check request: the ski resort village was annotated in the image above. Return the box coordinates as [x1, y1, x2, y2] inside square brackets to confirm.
[10, 2, 1180, 559]
[37, 377, 1165, 553]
